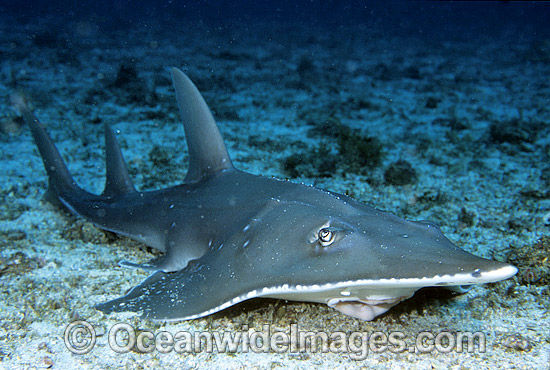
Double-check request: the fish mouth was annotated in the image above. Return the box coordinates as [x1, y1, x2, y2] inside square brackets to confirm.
[327, 295, 413, 321]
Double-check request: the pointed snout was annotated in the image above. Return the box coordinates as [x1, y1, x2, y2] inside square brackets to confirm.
[334, 213, 517, 284]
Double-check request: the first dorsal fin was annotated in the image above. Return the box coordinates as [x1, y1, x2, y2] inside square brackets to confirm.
[170, 67, 234, 183]
[102, 123, 136, 197]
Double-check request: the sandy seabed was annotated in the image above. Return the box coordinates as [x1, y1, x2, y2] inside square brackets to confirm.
[0, 14, 549, 370]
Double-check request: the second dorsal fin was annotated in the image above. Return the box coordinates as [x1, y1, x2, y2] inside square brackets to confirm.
[102, 123, 136, 197]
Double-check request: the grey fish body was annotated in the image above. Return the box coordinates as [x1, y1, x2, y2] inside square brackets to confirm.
[21, 68, 517, 321]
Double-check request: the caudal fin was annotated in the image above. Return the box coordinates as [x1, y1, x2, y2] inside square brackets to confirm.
[13, 93, 87, 203]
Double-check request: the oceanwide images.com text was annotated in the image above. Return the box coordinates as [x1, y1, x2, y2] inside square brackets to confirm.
[65, 321, 486, 360]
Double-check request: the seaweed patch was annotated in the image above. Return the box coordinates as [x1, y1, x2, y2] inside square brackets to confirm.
[507, 236, 550, 286]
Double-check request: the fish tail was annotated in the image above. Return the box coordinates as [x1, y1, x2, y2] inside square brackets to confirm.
[13, 93, 87, 205]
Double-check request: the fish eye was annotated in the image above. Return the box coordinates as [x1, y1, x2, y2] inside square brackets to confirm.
[318, 228, 336, 247]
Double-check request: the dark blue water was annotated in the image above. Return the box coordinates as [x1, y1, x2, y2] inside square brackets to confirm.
[3, 1, 549, 41]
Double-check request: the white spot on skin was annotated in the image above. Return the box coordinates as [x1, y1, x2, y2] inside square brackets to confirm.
[228, 195, 237, 206]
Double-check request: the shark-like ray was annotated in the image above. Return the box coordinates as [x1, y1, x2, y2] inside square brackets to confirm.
[20, 67, 517, 321]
